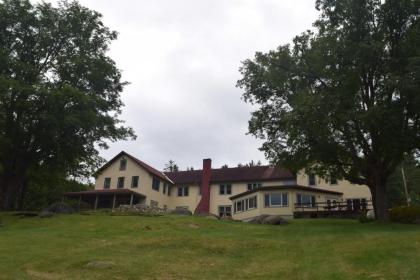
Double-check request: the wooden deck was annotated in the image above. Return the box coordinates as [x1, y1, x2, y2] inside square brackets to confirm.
[293, 200, 373, 219]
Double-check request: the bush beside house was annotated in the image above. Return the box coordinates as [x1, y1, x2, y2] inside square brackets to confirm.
[390, 206, 420, 224]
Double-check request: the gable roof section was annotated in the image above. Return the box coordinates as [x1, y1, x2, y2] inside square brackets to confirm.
[95, 151, 173, 184]
[164, 166, 295, 185]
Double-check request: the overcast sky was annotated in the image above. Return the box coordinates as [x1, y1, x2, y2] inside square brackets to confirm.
[50, 0, 319, 170]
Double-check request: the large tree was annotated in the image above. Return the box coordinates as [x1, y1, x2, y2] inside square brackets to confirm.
[238, 0, 420, 220]
[0, 0, 135, 210]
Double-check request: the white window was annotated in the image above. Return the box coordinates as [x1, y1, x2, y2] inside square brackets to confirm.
[131, 176, 139, 188]
[264, 193, 288, 207]
[119, 157, 127, 170]
[117, 177, 125, 189]
[247, 182, 262, 191]
[296, 194, 316, 207]
[218, 206, 232, 217]
[233, 196, 258, 213]
[178, 186, 189, 197]
[308, 174, 316, 186]
[103, 177, 111, 189]
[219, 184, 232, 195]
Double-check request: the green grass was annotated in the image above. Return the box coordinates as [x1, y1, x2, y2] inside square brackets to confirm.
[0, 213, 419, 280]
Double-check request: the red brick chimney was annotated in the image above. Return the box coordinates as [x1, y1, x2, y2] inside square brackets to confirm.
[195, 158, 211, 214]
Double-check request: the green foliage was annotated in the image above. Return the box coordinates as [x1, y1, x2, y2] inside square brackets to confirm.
[23, 167, 92, 210]
[387, 156, 420, 206]
[390, 206, 420, 224]
[358, 210, 375, 223]
[0, 0, 135, 209]
[238, 0, 420, 220]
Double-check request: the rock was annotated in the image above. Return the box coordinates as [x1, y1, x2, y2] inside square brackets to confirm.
[115, 204, 167, 216]
[247, 215, 288, 225]
[248, 215, 270, 224]
[170, 208, 192, 216]
[85, 260, 115, 269]
[262, 215, 288, 225]
[367, 210, 375, 219]
[39, 210, 54, 218]
[188, 223, 200, 229]
[44, 202, 75, 214]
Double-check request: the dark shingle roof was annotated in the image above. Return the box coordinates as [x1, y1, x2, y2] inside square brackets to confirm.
[164, 166, 295, 185]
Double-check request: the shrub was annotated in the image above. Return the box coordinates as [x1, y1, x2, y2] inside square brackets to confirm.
[358, 210, 374, 223]
[389, 206, 420, 224]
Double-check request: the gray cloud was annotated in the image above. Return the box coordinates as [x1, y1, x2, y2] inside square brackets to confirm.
[45, 0, 319, 170]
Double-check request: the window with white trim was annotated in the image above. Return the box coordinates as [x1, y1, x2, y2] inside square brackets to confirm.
[218, 206, 232, 217]
[152, 178, 160, 191]
[103, 177, 111, 189]
[264, 193, 288, 207]
[296, 194, 316, 207]
[233, 196, 258, 213]
[308, 174, 316, 186]
[117, 177, 125, 189]
[131, 176, 139, 188]
[247, 182, 262, 191]
[178, 186, 189, 197]
[219, 184, 232, 195]
[119, 157, 127, 171]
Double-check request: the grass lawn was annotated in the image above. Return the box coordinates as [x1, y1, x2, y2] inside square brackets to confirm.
[0, 213, 419, 280]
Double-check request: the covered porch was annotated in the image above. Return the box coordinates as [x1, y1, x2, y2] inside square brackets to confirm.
[63, 189, 146, 210]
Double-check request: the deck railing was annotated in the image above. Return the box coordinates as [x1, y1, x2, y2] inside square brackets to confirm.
[294, 200, 373, 213]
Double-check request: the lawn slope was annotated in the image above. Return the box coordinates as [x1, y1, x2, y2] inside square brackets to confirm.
[0, 214, 419, 280]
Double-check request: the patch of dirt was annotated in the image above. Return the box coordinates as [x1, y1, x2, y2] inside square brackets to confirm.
[26, 269, 63, 279]
[84, 260, 115, 269]
[188, 223, 200, 229]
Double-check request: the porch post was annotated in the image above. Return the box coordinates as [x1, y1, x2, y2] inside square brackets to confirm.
[112, 193, 116, 209]
[94, 195, 98, 210]
[130, 193, 134, 206]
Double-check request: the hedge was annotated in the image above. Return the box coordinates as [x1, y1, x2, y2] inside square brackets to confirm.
[389, 206, 420, 224]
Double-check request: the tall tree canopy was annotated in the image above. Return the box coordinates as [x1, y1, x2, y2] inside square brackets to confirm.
[238, 0, 420, 220]
[0, 0, 135, 210]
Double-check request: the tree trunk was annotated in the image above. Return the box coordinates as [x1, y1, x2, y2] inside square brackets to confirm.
[369, 174, 389, 221]
[0, 173, 26, 210]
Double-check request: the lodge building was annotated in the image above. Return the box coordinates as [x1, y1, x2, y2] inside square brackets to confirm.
[65, 151, 372, 220]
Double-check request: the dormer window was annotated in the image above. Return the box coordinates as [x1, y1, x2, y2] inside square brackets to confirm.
[120, 157, 127, 171]
[308, 174, 316, 186]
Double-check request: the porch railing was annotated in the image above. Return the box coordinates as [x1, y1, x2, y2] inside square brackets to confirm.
[294, 200, 373, 213]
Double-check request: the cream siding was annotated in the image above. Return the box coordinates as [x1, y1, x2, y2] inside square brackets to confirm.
[95, 155, 171, 207]
[296, 172, 371, 200]
[231, 189, 342, 221]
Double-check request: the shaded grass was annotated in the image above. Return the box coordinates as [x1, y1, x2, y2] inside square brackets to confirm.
[0, 213, 419, 280]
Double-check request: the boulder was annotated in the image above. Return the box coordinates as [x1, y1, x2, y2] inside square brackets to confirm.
[170, 208, 192, 216]
[44, 202, 75, 214]
[262, 215, 288, 225]
[39, 210, 54, 218]
[248, 215, 288, 225]
[248, 215, 270, 224]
